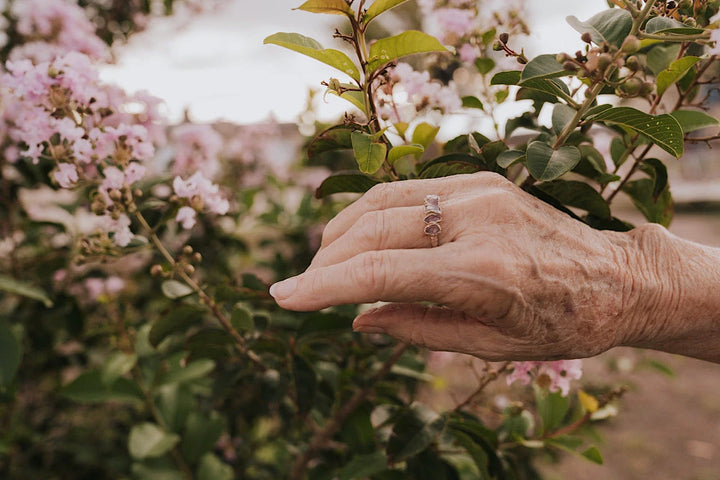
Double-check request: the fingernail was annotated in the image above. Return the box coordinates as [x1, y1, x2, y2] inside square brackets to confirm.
[269, 277, 298, 300]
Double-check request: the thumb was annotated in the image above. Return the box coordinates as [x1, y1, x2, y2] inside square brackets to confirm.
[353, 303, 508, 357]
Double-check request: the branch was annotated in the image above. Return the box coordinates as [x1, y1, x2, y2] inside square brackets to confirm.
[454, 362, 511, 412]
[289, 343, 409, 480]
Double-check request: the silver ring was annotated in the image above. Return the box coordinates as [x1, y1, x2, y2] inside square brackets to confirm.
[424, 194, 442, 247]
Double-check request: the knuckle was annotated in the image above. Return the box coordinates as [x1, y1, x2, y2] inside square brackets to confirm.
[364, 182, 396, 210]
[320, 218, 338, 248]
[354, 250, 388, 297]
[355, 210, 386, 249]
[474, 171, 511, 189]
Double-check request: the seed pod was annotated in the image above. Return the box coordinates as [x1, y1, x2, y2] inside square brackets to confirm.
[492, 41, 503, 51]
[581, 32, 593, 44]
[499, 32, 509, 44]
[562, 61, 579, 72]
[597, 53, 613, 71]
[619, 77, 643, 96]
[639, 82, 654, 97]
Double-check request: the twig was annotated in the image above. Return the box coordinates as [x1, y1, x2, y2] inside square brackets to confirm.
[289, 343, 409, 480]
[454, 361, 512, 412]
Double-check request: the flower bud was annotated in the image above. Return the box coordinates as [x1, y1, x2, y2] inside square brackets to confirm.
[133, 189, 143, 198]
[492, 41, 503, 51]
[597, 53, 613, 71]
[516, 56, 527, 65]
[581, 32, 593, 44]
[109, 189, 122, 202]
[184, 264, 195, 275]
[150, 264, 163, 277]
[556, 52, 572, 64]
[183, 245, 194, 255]
[621, 35, 641, 54]
[193, 252, 202, 263]
[639, 82, 654, 96]
[684, 17, 697, 27]
[618, 77, 643, 96]
[562, 61, 579, 72]
[625, 55, 641, 72]
[499, 32, 509, 44]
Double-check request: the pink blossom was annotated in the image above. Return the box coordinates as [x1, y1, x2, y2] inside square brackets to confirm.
[176, 206, 197, 229]
[102, 214, 133, 247]
[458, 43, 480, 63]
[124, 163, 147, 185]
[173, 171, 229, 216]
[11, 0, 110, 62]
[171, 123, 223, 177]
[55, 117, 84, 142]
[101, 166, 125, 191]
[84, 276, 125, 301]
[53, 163, 79, 188]
[507, 360, 583, 397]
[72, 138, 94, 163]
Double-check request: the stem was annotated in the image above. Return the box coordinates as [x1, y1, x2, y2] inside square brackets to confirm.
[133, 210, 265, 369]
[454, 362, 511, 412]
[630, 0, 657, 36]
[619, 0, 640, 16]
[552, 79, 608, 150]
[289, 343, 408, 480]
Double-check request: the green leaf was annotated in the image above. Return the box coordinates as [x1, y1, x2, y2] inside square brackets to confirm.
[62, 370, 144, 404]
[315, 171, 381, 198]
[496, 150, 525, 168]
[461, 96, 484, 109]
[521, 54, 568, 82]
[388, 144, 424, 164]
[536, 389, 570, 434]
[182, 411, 227, 464]
[363, 0, 408, 24]
[669, 109, 719, 134]
[526, 142, 580, 181]
[418, 154, 485, 179]
[293, 354, 317, 416]
[590, 107, 684, 158]
[197, 453, 233, 480]
[536, 180, 611, 219]
[264, 32, 360, 81]
[101, 352, 137, 386]
[582, 446, 604, 465]
[0, 320, 21, 389]
[159, 359, 215, 387]
[340, 403, 377, 454]
[230, 303, 254, 332]
[387, 403, 445, 462]
[131, 463, 185, 480]
[308, 125, 354, 159]
[566, 9, 633, 48]
[338, 452, 388, 480]
[552, 103, 577, 135]
[149, 304, 205, 347]
[0, 275, 53, 307]
[657, 56, 700, 96]
[610, 136, 628, 167]
[368, 30, 449, 73]
[161, 280, 193, 300]
[294, 0, 353, 16]
[639, 158, 669, 200]
[574, 144, 608, 181]
[623, 178, 673, 226]
[326, 85, 367, 112]
[450, 429, 491, 477]
[351, 131, 387, 174]
[474, 57, 496, 75]
[645, 16, 705, 35]
[412, 122, 441, 150]
[492, 70, 571, 100]
[647, 44, 682, 76]
[128, 423, 180, 459]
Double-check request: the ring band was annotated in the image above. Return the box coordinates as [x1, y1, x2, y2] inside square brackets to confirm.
[424, 194, 442, 247]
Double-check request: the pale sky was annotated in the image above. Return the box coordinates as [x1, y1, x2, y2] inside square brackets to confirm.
[100, 0, 607, 125]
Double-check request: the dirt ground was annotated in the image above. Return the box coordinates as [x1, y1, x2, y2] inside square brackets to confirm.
[425, 207, 720, 480]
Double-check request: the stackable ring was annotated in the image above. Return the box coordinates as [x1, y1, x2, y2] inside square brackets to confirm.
[423, 194, 442, 247]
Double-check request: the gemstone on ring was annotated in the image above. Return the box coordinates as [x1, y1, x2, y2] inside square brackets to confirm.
[423, 194, 442, 247]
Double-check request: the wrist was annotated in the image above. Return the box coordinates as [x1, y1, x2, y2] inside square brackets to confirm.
[619, 223, 720, 362]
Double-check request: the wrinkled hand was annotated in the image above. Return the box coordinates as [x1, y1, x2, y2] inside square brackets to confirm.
[269, 172, 666, 361]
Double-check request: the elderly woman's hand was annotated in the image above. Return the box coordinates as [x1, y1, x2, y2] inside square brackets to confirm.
[270, 172, 720, 362]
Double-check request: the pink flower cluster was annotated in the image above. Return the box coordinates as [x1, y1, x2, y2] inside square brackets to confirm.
[506, 360, 583, 397]
[375, 62, 462, 123]
[9, 0, 110, 62]
[173, 172, 230, 229]
[171, 123, 223, 178]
